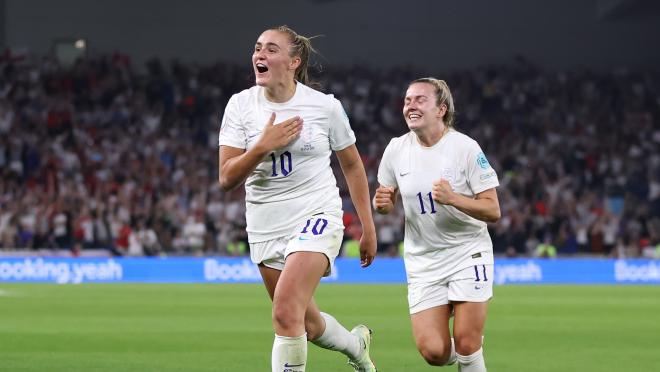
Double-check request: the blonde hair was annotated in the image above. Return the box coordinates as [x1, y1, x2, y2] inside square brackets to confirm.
[411, 77, 456, 128]
[269, 25, 317, 86]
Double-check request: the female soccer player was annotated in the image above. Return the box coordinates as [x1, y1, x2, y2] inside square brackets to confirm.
[373, 78, 500, 372]
[218, 26, 377, 372]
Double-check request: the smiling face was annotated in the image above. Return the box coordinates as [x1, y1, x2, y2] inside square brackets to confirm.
[252, 30, 300, 88]
[403, 82, 447, 132]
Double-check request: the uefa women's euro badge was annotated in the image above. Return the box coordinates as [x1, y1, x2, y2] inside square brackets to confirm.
[441, 168, 457, 186]
[300, 126, 314, 151]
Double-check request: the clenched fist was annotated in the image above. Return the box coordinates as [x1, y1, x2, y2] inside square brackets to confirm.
[432, 179, 455, 205]
[373, 185, 396, 214]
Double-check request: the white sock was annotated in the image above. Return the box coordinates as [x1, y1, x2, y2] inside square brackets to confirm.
[310, 312, 361, 360]
[272, 333, 307, 372]
[457, 347, 486, 372]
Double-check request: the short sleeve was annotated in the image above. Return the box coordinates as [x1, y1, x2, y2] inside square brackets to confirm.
[218, 95, 247, 149]
[465, 140, 499, 195]
[328, 97, 356, 151]
[377, 139, 398, 189]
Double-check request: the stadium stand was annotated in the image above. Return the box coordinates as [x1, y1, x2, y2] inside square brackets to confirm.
[0, 54, 658, 257]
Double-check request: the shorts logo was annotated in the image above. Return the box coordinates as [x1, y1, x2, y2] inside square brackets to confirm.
[476, 152, 490, 169]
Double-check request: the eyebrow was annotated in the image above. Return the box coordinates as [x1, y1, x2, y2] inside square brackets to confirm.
[255, 42, 281, 49]
[405, 94, 428, 100]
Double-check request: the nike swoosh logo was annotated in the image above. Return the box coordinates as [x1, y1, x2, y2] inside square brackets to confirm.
[399, 172, 410, 176]
[284, 363, 305, 367]
[298, 237, 310, 241]
[247, 133, 260, 139]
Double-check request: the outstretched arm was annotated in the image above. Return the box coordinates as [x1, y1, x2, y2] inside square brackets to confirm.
[336, 144, 377, 268]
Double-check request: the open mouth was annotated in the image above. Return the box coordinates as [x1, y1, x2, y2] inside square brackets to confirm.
[407, 112, 422, 120]
[256, 63, 268, 73]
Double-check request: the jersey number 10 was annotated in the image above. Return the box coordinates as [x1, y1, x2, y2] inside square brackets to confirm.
[270, 151, 293, 177]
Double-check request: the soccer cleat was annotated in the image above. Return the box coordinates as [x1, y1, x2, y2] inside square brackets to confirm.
[348, 325, 377, 372]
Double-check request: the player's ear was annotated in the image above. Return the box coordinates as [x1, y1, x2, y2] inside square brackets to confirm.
[437, 103, 447, 119]
[289, 56, 301, 71]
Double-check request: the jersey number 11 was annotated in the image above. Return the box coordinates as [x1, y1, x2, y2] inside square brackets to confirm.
[417, 191, 437, 214]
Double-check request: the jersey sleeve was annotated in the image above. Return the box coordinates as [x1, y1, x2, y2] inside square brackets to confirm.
[218, 95, 247, 149]
[328, 97, 356, 151]
[377, 139, 398, 188]
[465, 140, 499, 195]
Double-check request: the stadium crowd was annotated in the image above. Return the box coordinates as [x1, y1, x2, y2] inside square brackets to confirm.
[0, 54, 658, 258]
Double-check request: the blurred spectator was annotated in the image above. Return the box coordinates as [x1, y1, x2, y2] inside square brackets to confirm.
[182, 212, 206, 254]
[129, 218, 161, 256]
[535, 234, 557, 258]
[0, 53, 657, 257]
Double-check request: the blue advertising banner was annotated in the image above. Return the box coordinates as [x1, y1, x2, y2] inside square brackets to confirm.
[0, 257, 659, 284]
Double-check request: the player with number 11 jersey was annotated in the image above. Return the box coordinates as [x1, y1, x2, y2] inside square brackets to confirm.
[374, 77, 501, 371]
[377, 128, 499, 283]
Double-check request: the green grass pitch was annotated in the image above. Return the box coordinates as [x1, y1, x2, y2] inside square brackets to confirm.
[1, 284, 659, 371]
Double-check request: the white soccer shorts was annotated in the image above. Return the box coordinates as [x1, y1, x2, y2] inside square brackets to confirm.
[408, 264, 494, 314]
[249, 213, 344, 277]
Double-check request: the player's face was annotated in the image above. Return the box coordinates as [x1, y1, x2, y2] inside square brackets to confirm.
[252, 30, 299, 87]
[403, 82, 445, 131]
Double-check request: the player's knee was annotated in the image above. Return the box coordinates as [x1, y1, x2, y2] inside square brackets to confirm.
[418, 343, 452, 366]
[454, 334, 482, 356]
[303, 318, 323, 340]
[272, 302, 300, 331]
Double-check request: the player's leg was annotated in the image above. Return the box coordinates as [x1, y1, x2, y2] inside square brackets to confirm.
[253, 237, 288, 300]
[306, 299, 358, 353]
[270, 251, 327, 372]
[253, 238, 310, 372]
[452, 301, 488, 371]
[258, 263, 341, 340]
[258, 264, 281, 300]
[257, 249, 360, 356]
[256, 232, 344, 340]
[408, 280, 456, 366]
[449, 264, 493, 372]
[307, 298, 374, 371]
[410, 305, 455, 366]
[260, 263, 367, 369]
[291, 214, 375, 371]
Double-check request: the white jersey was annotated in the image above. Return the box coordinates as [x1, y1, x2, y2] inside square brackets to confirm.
[219, 83, 355, 242]
[377, 130, 499, 283]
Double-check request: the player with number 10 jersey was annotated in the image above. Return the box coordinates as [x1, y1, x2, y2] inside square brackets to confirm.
[218, 26, 377, 372]
[219, 82, 355, 243]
